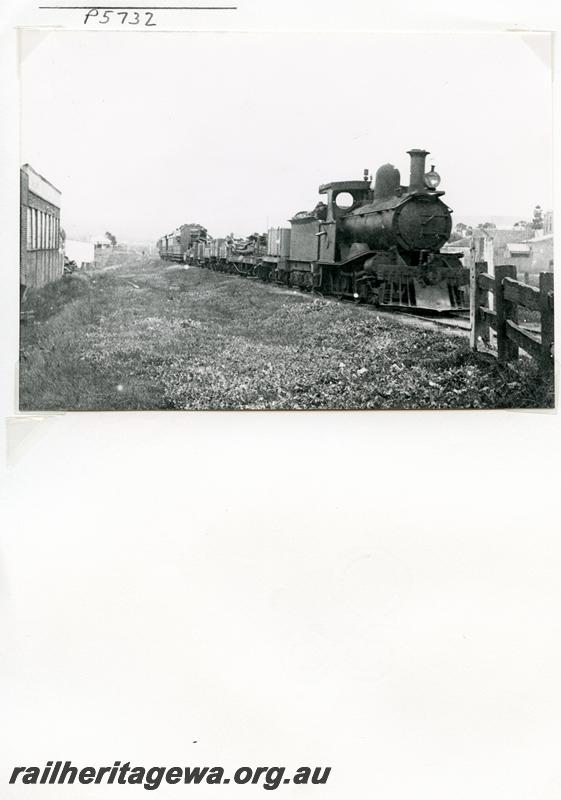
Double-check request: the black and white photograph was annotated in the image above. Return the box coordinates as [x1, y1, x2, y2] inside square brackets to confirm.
[18, 29, 554, 410]
[2, 5, 561, 800]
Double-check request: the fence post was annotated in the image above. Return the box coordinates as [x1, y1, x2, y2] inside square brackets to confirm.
[470, 261, 488, 350]
[539, 272, 554, 376]
[495, 264, 518, 363]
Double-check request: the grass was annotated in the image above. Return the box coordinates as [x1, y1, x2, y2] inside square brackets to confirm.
[19, 254, 554, 411]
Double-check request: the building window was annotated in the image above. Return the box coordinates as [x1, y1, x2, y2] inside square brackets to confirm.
[26, 207, 32, 249]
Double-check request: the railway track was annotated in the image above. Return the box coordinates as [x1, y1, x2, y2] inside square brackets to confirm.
[188, 263, 471, 336]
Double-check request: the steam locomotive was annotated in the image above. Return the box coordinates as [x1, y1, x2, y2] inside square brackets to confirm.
[157, 149, 469, 312]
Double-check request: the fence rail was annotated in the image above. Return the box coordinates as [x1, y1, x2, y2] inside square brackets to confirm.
[470, 262, 554, 376]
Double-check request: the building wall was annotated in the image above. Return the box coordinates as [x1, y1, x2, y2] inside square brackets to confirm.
[470, 228, 535, 275]
[528, 237, 554, 272]
[20, 167, 64, 288]
[511, 237, 554, 284]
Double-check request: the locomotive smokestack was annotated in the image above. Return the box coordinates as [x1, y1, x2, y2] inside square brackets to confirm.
[407, 149, 429, 192]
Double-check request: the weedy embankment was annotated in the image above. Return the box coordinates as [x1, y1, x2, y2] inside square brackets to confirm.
[19, 255, 554, 411]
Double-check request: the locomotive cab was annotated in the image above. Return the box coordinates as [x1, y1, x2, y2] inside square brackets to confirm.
[318, 180, 372, 220]
[310, 180, 372, 264]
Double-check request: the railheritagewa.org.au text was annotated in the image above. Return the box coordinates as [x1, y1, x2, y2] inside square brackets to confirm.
[9, 762, 331, 791]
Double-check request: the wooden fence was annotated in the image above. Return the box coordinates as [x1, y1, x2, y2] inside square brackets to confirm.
[470, 262, 554, 376]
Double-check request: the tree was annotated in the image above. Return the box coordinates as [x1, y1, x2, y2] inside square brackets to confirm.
[514, 220, 530, 228]
[105, 231, 117, 246]
[451, 222, 473, 239]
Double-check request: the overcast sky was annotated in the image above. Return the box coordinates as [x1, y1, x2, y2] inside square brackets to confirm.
[20, 30, 552, 243]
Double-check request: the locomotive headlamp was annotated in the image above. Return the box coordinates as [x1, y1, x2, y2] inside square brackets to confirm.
[424, 165, 441, 189]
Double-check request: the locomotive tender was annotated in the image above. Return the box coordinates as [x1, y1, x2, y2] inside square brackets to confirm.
[157, 149, 469, 313]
